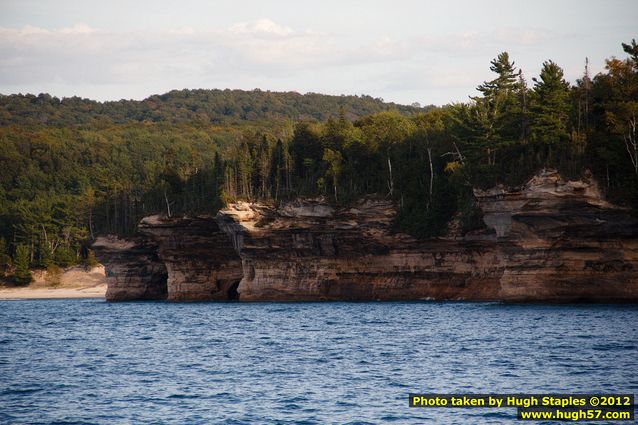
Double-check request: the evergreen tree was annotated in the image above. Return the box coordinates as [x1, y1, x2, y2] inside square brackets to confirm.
[471, 52, 520, 165]
[212, 151, 225, 209]
[476, 52, 518, 97]
[515, 70, 530, 142]
[0, 238, 10, 274]
[530, 61, 571, 145]
[622, 39, 638, 70]
[13, 244, 32, 285]
[54, 246, 77, 268]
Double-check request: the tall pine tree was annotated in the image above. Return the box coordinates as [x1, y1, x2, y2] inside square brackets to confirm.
[530, 60, 571, 145]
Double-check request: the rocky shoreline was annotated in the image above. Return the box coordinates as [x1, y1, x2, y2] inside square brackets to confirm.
[93, 170, 638, 303]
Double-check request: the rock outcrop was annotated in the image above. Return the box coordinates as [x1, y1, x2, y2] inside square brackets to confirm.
[93, 236, 167, 301]
[217, 170, 638, 302]
[95, 170, 638, 303]
[138, 216, 242, 301]
[215, 198, 501, 301]
[474, 170, 638, 302]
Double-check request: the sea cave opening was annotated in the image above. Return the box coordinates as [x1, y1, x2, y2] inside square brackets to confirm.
[227, 281, 240, 300]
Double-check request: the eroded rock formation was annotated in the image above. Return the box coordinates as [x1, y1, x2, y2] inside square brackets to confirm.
[95, 216, 243, 301]
[93, 236, 167, 301]
[95, 170, 638, 302]
[217, 169, 638, 302]
[474, 170, 638, 302]
[138, 216, 242, 301]
[216, 198, 502, 301]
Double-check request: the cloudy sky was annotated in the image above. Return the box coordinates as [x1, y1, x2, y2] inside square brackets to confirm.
[0, 0, 636, 105]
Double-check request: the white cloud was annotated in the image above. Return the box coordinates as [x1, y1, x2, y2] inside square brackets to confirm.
[0, 18, 593, 105]
[59, 23, 96, 34]
[0, 19, 413, 85]
[229, 18, 293, 36]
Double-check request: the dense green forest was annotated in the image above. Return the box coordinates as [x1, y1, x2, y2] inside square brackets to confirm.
[0, 89, 428, 126]
[1, 40, 637, 283]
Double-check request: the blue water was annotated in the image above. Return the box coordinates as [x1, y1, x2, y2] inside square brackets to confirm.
[0, 300, 637, 424]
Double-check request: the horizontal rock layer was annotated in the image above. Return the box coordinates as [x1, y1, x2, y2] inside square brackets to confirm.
[93, 236, 167, 301]
[95, 170, 638, 302]
[138, 216, 242, 301]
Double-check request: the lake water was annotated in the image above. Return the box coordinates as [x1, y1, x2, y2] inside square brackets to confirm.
[0, 300, 637, 424]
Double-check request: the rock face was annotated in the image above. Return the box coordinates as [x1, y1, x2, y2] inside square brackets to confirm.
[138, 216, 243, 301]
[474, 170, 638, 302]
[95, 170, 638, 302]
[93, 236, 167, 301]
[215, 198, 501, 301]
[217, 170, 638, 302]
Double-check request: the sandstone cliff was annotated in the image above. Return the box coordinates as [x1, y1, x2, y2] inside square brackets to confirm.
[94, 170, 638, 302]
[94, 217, 242, 301]
[93, 236, 167, 301]
[138, 216, 242, 301]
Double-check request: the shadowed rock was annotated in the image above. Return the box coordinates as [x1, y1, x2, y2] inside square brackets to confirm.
[93, 236, 168, 301]
[95, 170, 638, 303]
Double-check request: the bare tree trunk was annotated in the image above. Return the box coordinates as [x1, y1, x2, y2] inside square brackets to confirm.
[454, 142, 465, 165]
[275, 169, 280, 202]
[41, 224, 48, 249]
[285, 152, 291, 194]
[624, 112, 637, 174]
[427, 147, 434, 210]
[164, 190, 172, 218]
[88, 208, 94, 240]
[387, 155, 394, 196]
[585, 57, 590, 131]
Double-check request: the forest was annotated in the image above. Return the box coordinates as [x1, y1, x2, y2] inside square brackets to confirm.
[0, 89, 428, 126]
[1, 40, 637, 284]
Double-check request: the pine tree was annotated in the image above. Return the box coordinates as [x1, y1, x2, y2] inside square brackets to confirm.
[622, 39, 638, 70]
[471, 52, 520, 164]
[530, 60, 571, 145]
[0, 238, 10, 274]
[515, 70, 530, 142]
[212, 151, 225, 209]
[13, 244, 32, 285]
[476, 52, 518, 98]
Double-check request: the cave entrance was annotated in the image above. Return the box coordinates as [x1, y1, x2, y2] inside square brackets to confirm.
[227, 281, 240, 300]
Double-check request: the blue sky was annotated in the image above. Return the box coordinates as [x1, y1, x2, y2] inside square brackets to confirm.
[0, 0, 636, 105]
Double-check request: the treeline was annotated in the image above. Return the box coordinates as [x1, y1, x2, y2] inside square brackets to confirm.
[0, 120, 292, 282]
[217, 40, 638, 236]
[1, 40, 637, 284]
[0, 89, 429, 127]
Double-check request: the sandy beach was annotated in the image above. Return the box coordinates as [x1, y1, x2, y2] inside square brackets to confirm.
[0, 284, 107, 300]
[0, 265, 107, 300]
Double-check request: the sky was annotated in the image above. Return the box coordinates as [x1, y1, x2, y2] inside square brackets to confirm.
[0, 0, 636, 106]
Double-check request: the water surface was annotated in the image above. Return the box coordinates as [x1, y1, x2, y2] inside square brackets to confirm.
[1, 300, 637, 424]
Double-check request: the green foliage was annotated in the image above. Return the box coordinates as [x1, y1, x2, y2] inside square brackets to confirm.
[457, 188, 485, 235]
[0, 40, 637, 245]
[530, 61, 571, 144]
[84, 249, 99, 269]
[13, 245, 32, 285]
[0, 238, 10, 274]
[0, 89, 429, 126]
[322, 148, 343, 201]
[393, 178, 458, 238]
[54, 246, 77, 268]
[38, 242, 53, 268]
[45, 264, 63, 286]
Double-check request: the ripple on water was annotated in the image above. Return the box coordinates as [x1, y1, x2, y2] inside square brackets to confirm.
[0, 300, 636, 424]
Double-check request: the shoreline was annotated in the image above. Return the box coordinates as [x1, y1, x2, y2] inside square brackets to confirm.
[0, 284, 107, 300]
[0, 265, 107, 300]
